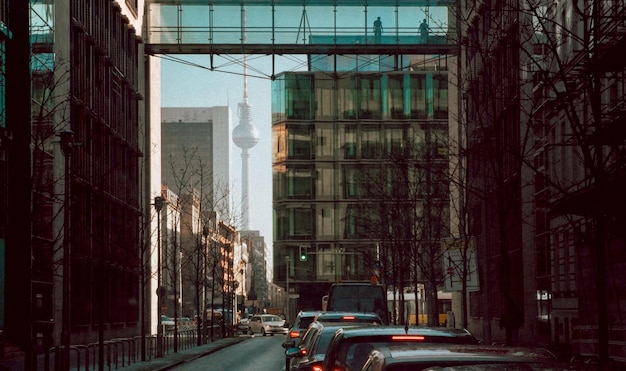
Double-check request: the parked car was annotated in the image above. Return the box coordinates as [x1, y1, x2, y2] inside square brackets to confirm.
[288, 311, 321, 344]
[248, 314, 289, 336]
[237, 313, 250, 334]
[160, 315, 175, 332]
[284, 321, 373, 371]
[358, 344, 563, 371]
[322, 326, 479, 371]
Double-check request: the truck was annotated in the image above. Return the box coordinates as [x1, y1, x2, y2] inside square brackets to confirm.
[322, 282, 390, 325]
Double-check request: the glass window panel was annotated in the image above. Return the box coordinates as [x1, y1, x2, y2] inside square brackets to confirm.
[315, 125, 334, 159]
[316, 206, 334, 239]
[338, 75, 356, 119]
[272, 76, 286, 123]
[317, 245, 339, 281]
[358, 75, 381, 119]
[286, 74, 313, 120]
[361, 125, 381, 159]
[433, 74, 448, 119]
[288, 125, 311, 159]
[315, 75, 335, 120]
[343, 165, 358, 199]
[288, 167, 313, 198]
[290, 208, 312, 239]
[342, 124, 357, 159]
[315, 166, 334, 199]
[385, 125, 406, 157]
[409, 74, 427, 119]
[386, 74, 404, 119]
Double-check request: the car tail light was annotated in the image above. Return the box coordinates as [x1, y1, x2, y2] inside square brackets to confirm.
[289, 330, 300, 338]
[342, 316, 356, 320]
[391, 335, 425, 341]
[300, 349, 307, 356]
[311, 363, 322, 371]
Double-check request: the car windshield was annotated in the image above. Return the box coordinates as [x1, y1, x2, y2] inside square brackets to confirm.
[262, 315, 281, 322]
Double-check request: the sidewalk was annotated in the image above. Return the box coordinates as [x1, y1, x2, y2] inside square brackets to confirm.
[119, 336, 247, 371]
[0, 336, 247, 371]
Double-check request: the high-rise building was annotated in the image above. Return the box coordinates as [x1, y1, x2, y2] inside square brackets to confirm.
[161, 107, 231, 196]
[271, 64, 452, 321]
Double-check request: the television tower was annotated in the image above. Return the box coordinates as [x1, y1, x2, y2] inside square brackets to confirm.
[232, 10, 259, 231]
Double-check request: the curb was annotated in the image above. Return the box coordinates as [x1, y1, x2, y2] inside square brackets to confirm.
[157, 337, 247, 370]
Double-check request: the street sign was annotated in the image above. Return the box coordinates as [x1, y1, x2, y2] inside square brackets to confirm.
[441, 237, 479, 292]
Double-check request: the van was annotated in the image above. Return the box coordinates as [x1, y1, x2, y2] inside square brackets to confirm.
[325, 282, 389, 324]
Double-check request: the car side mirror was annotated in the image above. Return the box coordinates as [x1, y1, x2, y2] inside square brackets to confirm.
[285, 347, 303, 358]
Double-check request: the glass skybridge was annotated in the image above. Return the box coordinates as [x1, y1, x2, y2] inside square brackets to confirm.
[146, 0, 457, 56]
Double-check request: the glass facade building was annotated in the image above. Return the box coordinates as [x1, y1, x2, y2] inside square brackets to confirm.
[272, 69, 449, 311]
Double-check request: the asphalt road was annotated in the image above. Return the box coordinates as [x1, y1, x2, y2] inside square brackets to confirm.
[170, 333, 288, 371]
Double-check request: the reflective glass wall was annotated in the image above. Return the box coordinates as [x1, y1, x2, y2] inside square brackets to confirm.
[272, 71, 449, 284]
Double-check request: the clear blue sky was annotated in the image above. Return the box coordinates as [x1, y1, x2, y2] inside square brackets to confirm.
[161, 54, 308, 250]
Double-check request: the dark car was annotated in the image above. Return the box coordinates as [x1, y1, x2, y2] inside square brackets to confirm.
[322, 326, 479, 371]
[358, 344, 563, 371]
[315, 311, 383, 325]
[284, 321, 373, 371]
[288, 311, 321, 344]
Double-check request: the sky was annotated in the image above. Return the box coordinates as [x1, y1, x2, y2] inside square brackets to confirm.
[160, 54, 308, 252]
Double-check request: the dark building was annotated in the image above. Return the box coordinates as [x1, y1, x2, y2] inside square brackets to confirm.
[3, 1, 145, 360]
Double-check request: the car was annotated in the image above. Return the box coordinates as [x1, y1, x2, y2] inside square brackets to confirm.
[315, 311, 383, 325]
[248, 314, 289, 336]
[236, 313, 251, 334]
[284, 321, 375, 371]
[322, 326, 479, 371]
[358, 344, 564, 371]
[288, 311, 321, 344]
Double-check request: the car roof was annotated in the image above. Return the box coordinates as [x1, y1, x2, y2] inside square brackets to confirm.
[315, 311, 383, 323]
[332, 326, 478, 344]
[298, 310, 322, 316]
[363, 344, 562, 370]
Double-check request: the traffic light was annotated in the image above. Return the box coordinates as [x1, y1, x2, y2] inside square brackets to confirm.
[299, 246, 308, 261]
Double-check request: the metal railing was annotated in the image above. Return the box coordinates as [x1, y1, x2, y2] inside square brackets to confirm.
[42, 325, 224, 371]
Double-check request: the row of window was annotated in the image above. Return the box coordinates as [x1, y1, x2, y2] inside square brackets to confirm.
[274, 202, 449, 241]
[272, 72, 448, 122]
[273, 163, 449, 201]
[273, 122, 449, 162]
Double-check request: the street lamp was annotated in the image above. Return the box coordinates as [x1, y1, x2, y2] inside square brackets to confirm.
[154, 196, 165, 357]
[285, 256, 290, 323]
[60, 130, 74, 371]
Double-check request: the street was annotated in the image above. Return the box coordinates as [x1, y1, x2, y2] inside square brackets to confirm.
[170, 334, 288, 371]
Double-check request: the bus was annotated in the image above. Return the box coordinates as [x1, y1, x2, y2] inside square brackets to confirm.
[387, 289, 452, 326]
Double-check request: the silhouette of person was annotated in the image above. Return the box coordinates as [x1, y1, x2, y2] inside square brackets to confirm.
[373, 17, 383, 43]
[420, 19, 430, 42]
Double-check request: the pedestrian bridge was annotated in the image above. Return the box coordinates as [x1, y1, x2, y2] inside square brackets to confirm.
[146, 0, 457, 56]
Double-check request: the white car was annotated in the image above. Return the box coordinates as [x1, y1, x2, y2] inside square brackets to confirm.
[248, 314, 288, 336]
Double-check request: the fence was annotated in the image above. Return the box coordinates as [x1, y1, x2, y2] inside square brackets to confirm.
[42, 325, 224, 371]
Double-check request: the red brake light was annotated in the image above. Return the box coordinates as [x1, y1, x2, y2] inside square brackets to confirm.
[312, 364, 323, 371]
[289, 331, 300, 338]
[301, 349, 308, 356]
[391, 335, 425, 341]
[342, 316, 356, 320]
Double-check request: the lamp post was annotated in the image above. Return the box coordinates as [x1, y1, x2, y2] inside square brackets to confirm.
[285, 256, 290, 323]
[60, 130, 74, 371]
[154, 196, 164, 357]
